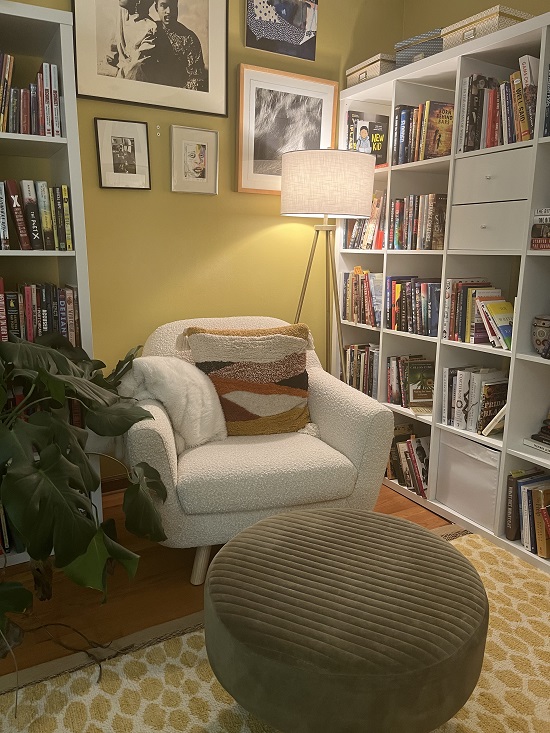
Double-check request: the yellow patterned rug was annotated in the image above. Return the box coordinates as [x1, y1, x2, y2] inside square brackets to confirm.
[0, 534, 548, 733]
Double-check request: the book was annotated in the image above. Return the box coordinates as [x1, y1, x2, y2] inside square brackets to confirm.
[476, 379, 508, 434]
[484, 300, 514, 350]
[481, 402, 506, 436]
[407, 359, 435, 414]
[531, 485, 550, 558]
[523, 437, 550, 454]
[0, 53, 13, 132]
[346, 110, 362, 150]
[61, 185, 73, 250]
[387, 423, 415, 485]
[0, 181, 9, 250]
[41, 61, 53, 137]
[50, 63, 61, 137]
[511, 71, 530, 142]
[369, 120, 388, 166]
[52, 186, 66, 250]
[20, 180, 44, 250]
[407, 436, 430, 498]
[505, 468, 545, 541]
[35, 180, 55, 250]
[467, 370, 507, 433]
[541, 503, 550, 538]
[0, 276, 8, 342]
[4, 179, 31, 250]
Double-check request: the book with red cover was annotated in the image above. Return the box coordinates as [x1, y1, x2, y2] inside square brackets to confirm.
[4, 179, 31, 250]
[0, 276, 8, 342]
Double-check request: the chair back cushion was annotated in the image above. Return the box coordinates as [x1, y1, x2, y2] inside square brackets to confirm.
[184, 323, 311, 436]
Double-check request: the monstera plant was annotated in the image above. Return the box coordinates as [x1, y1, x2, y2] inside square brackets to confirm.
[0, 335, 166, 655]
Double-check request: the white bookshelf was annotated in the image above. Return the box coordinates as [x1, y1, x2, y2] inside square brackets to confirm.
[0, 1, 95, 566]
[337, 12, 550, 572]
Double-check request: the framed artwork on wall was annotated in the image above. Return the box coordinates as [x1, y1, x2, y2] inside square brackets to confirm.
[245, 0, 319, 61]
[171, 126, 219, 194]
[73, 0, 228, 116]
[238, 64, 337, 195]
[95, 118, 151, 189]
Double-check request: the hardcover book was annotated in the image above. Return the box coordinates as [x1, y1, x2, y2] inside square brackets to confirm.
[35, 180, 55, 250]
[4, 179, 31, 250]
[0, 181, 9, 249]
[407, 359, 435, 414]
[484, 300, 514, 350]
[423, 101, 454, 159]
[476, 379, 508, 434]
[20, 180, 44, 250]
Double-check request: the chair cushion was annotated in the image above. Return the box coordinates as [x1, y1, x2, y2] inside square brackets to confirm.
[183, 323, 311, 436]
[176, 433, 356, 514]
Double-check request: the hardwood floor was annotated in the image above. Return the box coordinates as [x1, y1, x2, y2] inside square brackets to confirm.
[0, 486, 449, 676]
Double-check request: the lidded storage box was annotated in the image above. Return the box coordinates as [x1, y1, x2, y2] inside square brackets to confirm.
[394, 28, 443, 68]
[442, 6, 533, 50]
[346, 54, 396, 88]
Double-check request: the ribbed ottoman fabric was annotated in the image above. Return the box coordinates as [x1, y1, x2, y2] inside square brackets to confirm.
[204, 510, 489, 733]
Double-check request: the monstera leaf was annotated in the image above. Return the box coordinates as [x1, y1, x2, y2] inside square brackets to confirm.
[0, 584, 33, 635]
[85, 402, 152, 437]
[123, 463, 167, 542]
[0, 338, 83, 377]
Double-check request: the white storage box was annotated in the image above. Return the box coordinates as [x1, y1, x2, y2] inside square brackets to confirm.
[436, 431, 500, 529]
[442, 6, 533, 50]
[346, 54, 396, 87]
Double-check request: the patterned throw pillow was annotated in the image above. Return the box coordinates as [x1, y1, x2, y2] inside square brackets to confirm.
[183, 323, 311, 436]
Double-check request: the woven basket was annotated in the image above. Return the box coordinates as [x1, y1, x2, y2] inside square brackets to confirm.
[346, 54, 396, 87]
[442, 6, 533, 50]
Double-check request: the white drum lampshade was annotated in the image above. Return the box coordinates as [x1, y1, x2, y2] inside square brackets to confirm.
[280, 149, 376, 219]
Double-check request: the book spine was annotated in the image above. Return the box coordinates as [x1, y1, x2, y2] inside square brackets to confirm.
[499, 83, 508, 145]
[36, 71, 45, 136]
[541, 504, 550, 539]
[0, 277, 8, 342]
[53, 186, 66, 250]
[406, 439, 426, 498]
[532, 488, 550, 559]
[48, 186, 60, 250]
[418, 100, 430, 160]
[20, 180, 44, 250]
[505, 473, 521, 541]
[0, 54, 14, 133]
[456, 77, 470, 153]
[35, 180, 55, 250]
[504, 81, 516, 143]
[61, 185, 73, 251]
[20, 87, 30, 135]
[521, 487, 533, 552]
[29, 82, 38, 136]
[5, 179, 31, 250]
[0, 181, 9, 250]
[42, 62, 52, 137]
[511, 71, 530, 141]
[523, 437, 550, 454]
[453, 369, 470, 430]
[50, 63, 61, 137]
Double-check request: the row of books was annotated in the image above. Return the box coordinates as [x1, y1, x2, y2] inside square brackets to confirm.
[441, 365, 508, 436]
[391, 100, 454, 166]
[388, 193, 446, 250]
[387, 423, 430, 499]
[346, 110, 389, 166]
[505, 467, 550, 559]
[387, 354, 435, 415]
[441, 277, 513, 349]
[344, 190, 387, 250]
[530, 206, 550, 250]
[344, 342, 379, 399]
[456, 56, 539, 154]
[0, 55, 61, 136]
[386, 276, 441, 337]
[0, 276, 81, 347]
[342, 268, 383, 328]
[0, 179, 73, 251]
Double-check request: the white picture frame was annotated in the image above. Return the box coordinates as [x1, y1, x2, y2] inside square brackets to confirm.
[171, 126, 218, 194]
[95, 118, 151, 189]
[74, 0, 228, 116]
[238, 64, 338, 195]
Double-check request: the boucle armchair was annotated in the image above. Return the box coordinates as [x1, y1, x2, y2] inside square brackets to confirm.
[125, 317, 393, 584]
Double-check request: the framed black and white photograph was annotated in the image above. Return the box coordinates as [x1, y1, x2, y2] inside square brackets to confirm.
[95, 118, 151, 189]
[171, 126, 218, 194]
[238, 64, 337, 194]
[73, 1, 228, 116]
[245, 0, 318, 61]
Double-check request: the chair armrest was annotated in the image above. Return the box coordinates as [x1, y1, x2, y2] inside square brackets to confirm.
[125, 399, 177, 493]
[307, 368, 394, 508]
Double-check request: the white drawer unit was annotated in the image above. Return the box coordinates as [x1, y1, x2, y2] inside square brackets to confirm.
[452, 148, 532, 204]
[447, 200, 528, 252]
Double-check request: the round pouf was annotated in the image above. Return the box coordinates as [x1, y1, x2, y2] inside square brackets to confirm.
[204, 510, 489, 733]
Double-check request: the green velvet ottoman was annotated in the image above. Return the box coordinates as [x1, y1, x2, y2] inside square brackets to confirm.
[204, 510, 489, 733]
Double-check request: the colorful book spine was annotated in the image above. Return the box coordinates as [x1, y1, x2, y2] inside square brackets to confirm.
[41, 62, 53, 137]
[61, 185, 73, 250]
[5, 179, 31, 250]
[0, 181, 9, 250]
[35, 180, 55, 250]
[0, 276, 8, 342]
[20, 179, 44, 250]
[50, 63, 61, 137]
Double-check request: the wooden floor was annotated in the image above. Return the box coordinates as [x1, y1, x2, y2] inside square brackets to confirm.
[0, 486, 449, 676]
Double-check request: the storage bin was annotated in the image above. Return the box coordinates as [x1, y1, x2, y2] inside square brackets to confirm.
[346, 54, 396, 88]
[442, 6, 533, 50]
[452, 147, 531, 204]
[436, 432, 500, 529]
[394, 29, 443, 68]
[447, 199, 528, 251]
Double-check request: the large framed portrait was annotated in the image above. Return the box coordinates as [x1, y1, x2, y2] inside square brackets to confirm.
[238, 64, 337, 195]
[73, 1, 228, 116]
[95, 118, 151, 189]
[245, 0, 318, 61]
[171, 125, 218, 194]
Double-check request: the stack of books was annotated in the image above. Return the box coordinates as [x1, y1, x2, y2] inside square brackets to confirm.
[530, 207, 550, 251]
[505, 468, 550, 558]
[523, 408, 550, 455]
[388, 192, 446, 250]
[387, 423, 430, 498]
[345, 190, 386, 250]
[391, 100, 454, 165]
[342, 268, 383, 328]
[385, 275, 440, 336]
[344, 342, 380, 398]
[456, 55, 539, 153]
[387, 354, 435, 415]
[441, 365, 508, 435]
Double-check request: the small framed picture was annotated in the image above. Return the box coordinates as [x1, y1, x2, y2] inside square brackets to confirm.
[171, 126, 218, 194]
[245, 0, 318, 61]
[94, 118, 151, 189]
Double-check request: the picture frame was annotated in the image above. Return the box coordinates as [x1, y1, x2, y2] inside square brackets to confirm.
[238, 64, 337, 195]
[94, 118, 151, 189]
[245, 0, 318, 61]
[171, 126, 219, 194]
[73, 1, 228, 116]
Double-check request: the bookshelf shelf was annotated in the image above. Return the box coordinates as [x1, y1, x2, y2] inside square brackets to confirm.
[0, 133, 67, 158]
[0, 250, 76, 257]
[342, 320, 379, 332]
[341, 249, 384, 255]
[337, 11, 550, 571]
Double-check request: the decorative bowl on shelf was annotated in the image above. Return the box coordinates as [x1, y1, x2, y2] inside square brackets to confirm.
[531, 315, 550, 356]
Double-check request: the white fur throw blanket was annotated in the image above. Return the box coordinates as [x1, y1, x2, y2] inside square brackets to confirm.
[119, 356, 227, 453]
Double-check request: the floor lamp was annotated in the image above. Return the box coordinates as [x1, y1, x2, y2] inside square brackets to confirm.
[280, 149, 376, 377]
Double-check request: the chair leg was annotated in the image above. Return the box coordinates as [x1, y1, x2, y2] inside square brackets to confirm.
[190, 545, 211, 586]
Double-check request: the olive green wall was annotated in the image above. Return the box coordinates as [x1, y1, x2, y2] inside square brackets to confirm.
[403, 0, 548, 38]
[17, 0, 406, 370]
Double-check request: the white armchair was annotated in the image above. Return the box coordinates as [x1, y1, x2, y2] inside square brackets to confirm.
[125, 316, 394, 584]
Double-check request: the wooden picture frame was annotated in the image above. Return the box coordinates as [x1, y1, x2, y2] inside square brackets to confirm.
[245, 0, 319, 61]
[238, 64, 338, 195]
[171, 126, 218, 194]
[73, 1, 228, 116]
[95, 118, 151, 189]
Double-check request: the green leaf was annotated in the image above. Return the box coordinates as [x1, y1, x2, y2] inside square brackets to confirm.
[123, 463, 167, 542]
[104, 346, 142, 389]
[37, 372, 119, 407]
[0, 338, 83, 377]
[0, 583, 33, 633]
[63, 520, 139, 594]
[85, 402, 152, 437]
[1, 444, 96, 566]
[0, 420, 51, 467]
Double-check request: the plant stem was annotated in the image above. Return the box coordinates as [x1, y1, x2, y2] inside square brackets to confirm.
[87, 452, 131, 479]
[5, 397, 52, 428]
